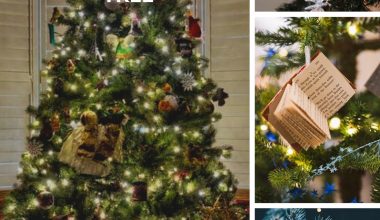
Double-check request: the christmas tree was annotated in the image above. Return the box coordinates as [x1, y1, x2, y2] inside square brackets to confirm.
[255, 17, 380, 203]
[2, 0, 242, 219]
[276, 0, 380, 11]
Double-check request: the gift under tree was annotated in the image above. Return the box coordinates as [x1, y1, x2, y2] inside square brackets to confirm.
[2, 0, 242, 219]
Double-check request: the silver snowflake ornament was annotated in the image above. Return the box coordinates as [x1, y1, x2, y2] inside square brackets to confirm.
[27, 139, 43, 157]
[181, 72, 195, 91]
[305, 0, 331, 12]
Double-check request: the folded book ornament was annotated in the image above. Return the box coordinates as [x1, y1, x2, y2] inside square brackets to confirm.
[59, 111, 125, 176]
[262, 52, 356, 151]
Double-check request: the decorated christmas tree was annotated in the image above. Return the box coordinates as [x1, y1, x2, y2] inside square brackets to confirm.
[255, 17, 380, 203]
[2, 0, 243, 219]
[276, 0, 380, 11]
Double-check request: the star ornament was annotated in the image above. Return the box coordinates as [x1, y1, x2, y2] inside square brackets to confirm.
[305, 0, 331, 12]
[323, 183, 336, 195]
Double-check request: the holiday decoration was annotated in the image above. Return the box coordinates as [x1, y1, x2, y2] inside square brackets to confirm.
[162, 83, 172, 93]
[262, 52, 355, 151]
[132, 182, 147, 201]
[116, 35, 135, 59]
[50, 114, 61, 133]
[181, 72, 195, 91]
[129, 16, 143, 36]
[186, 11, 202, 38]
[175, 38, 194, 58]
[37, 191, 54, 210]
[58, 111, 125, 176]
[365, 63, 380, 97]
[106, 34, 120, 51]
[305, 0, 331, 11]
[3, 1, 240, 219]
[27, 139, 43, 157]
[104, 1, 122, 11]
[212, 88, 229, 106]
[256, 17, 380, 203]
[66, 59, 76, 74]
[48, 7, 63, 45]
[158, 95, 179, 112]
[39, 120, 53, 140]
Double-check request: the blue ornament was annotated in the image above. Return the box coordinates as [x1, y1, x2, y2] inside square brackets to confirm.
[311, 190, 318, 198]
[282, 160, 290, 169]
[289, 188, 304, 199]
[323, 183, 335, 196]
[265, 131, 278, 143]
[267, 48, 276, 57]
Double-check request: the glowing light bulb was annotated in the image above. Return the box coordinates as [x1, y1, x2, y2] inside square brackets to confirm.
[169, 15, 176, 22]
[7, 204, 16, 211]
[186, 182, 196, 193]
[124, 170, 131, 176]
[94, 197, 100, 204]
[317, 208, 322, 213]
[136, 86, 144, 93]
[329, 117, 341, 130]
[260, 124, 268, 131]
[347, 127, 358, 135]
[198, 190, 205, 197]
[348, 23, 358, 36]
[279, 48, 288, 57]
[46, 179, 56, 189]
[162, 46, 169, 53]
[62, 179, 69, 186]
[173, 146, 180, 153]
[105, 26, 111, 31]
[98, 13, 105, 20]
[61, 50, 67, 56]
[286, 147, 294, 156]
[83, 21, 90, 28]
[96, 103, 102, 110]
[371, 122, 379, 130]
[143, 102, 150, 109]
[78, 49, 86, 57]
[112, 69, 118, 76]
[70, 84, 78, 91]
[78, 11, 84, 18]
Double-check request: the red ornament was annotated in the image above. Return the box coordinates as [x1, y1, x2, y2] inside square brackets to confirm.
[188, 16, 202, 38]
[173, 170, 190, 182]
[50, 114, 60, 133]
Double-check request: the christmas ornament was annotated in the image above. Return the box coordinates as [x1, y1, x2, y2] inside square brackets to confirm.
[212, 88, 229, 106]
[66, 59, 76, 74]
[365, 63, 380, 97]
[48, 7, 63, 45]
[162, 83, 172, 93]
[187, 144, 206, 165]
[175, 38, 193, 58]
[122, 114, 130, 126]
[132, 182, 147, 201]
[50, 114, 60, 133]
[106, 34, 119, 51]
[104, 1, 122, 11]
[122, 15, 132, 27]
[39, 120, 53, 140]
[58, 111, 125, 177]
[181, 72, 195, 91]
[305, 0, 331, 11]
[265, 131, 277, 143]
[116, 35, 135, 59]
[27, 139, 43, 157]
[63, 107, 71, 122]
[37, 191, 54, 209]
[173, 170, 190, 182]
[54, 78, 65, 95]
[158, 95, 179, 112]
[187, 15, 202, 38]
[96, 78, 108, 91]
[129, 15, 142, 36]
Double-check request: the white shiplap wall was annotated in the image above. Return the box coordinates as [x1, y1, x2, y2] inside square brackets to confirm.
[208, 0, 249, 189]
[0, 0, 32, 188]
